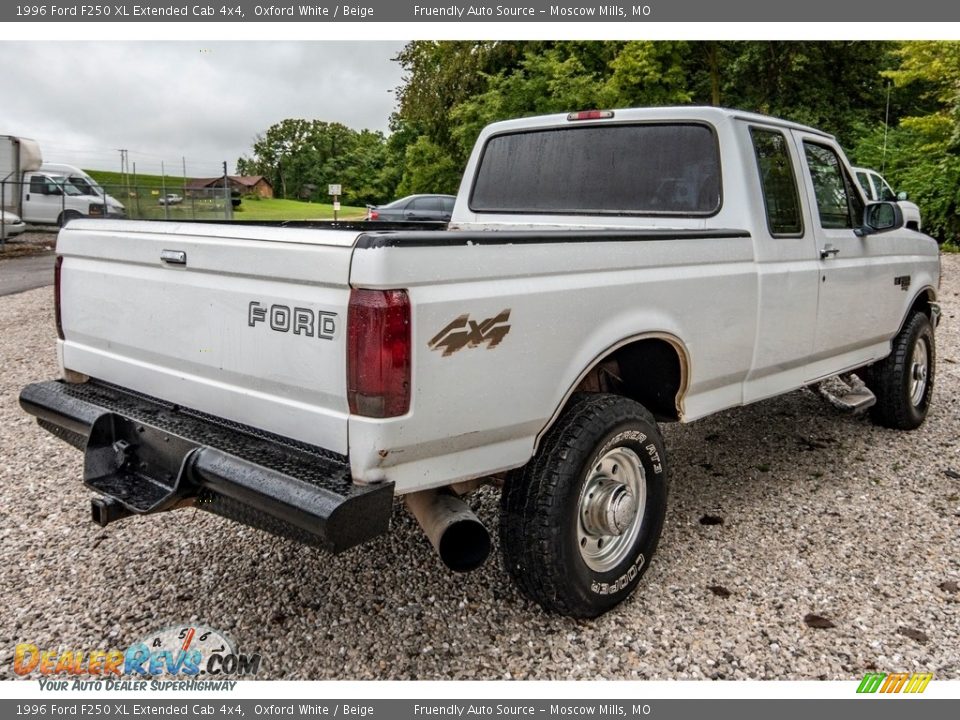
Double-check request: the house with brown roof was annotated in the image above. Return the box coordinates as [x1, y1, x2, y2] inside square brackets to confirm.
[185, 175, 274, 198]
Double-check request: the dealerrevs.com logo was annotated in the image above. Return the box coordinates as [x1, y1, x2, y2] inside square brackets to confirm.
[856, 672, 933, 694]
[14, 624, 262, 691]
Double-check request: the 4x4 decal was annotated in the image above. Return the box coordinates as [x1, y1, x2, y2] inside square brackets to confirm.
[428, 310, 512, 356]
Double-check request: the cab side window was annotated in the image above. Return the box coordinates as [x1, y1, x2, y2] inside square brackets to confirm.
[803, 143, 863, 230]
[750, 127, 803, 236]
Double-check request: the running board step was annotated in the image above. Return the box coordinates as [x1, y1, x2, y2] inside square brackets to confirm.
[815, 373, 876, 414]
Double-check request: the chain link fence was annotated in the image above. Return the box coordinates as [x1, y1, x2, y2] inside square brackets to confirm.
[1, 177, 235, 245]
[97, 181, 237, 222]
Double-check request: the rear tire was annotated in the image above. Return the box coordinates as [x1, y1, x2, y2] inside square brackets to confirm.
[500, 393, 668, 617]
[866, 311, 935, 430]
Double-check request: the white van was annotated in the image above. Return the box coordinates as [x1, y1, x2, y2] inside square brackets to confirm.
[20, 170, 125, 226]
[41, 163, 126, 217]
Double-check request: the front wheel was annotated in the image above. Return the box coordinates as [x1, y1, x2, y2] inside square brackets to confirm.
[57, 210, 82, 228]
[866, 311, 936, 430]
[500, 393, 668, 617]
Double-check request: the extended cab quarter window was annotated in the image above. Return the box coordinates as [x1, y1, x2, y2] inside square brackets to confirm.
[750, 127, 803, 236]
[470, 123, 721, 215]
[803, 142, 863, 230]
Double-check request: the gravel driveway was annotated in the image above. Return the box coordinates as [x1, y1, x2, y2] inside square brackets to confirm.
[1, 257, 958, 681]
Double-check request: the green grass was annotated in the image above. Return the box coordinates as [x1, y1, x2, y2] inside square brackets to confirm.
[232, 197, 365, 221]
[87, 169, 172, 192]
[84, 170, 364, 222]
[942, 242, 960, 254]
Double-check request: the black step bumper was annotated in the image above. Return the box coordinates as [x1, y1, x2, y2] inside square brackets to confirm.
[19, 380, 393, 552]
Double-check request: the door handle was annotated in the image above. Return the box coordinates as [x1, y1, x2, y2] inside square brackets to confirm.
[820, 245, 840, 259]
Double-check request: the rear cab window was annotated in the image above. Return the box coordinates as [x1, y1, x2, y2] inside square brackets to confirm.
[470, 122, 721, 216]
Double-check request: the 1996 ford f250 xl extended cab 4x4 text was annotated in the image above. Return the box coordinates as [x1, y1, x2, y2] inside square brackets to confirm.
[21, 107, 941, 617]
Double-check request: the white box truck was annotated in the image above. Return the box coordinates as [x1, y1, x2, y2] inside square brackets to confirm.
[2, 135, 123, 227]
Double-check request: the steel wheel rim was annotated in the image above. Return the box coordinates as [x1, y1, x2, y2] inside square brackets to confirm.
[909, 337, 929, 407]
[577, 446, 646, 573]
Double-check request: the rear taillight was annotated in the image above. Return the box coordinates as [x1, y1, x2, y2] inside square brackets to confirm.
[369, 209, 379, 220]
[54, 255, 64, 340]
[347, 289, 411, 418]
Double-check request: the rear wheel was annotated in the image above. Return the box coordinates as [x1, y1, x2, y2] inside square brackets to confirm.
[866, 311, 935, 430]
[500, 393, 668, 617]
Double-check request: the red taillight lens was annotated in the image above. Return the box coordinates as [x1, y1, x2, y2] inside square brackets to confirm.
[347, 289, 411, 418]
[369, 210, 379, 220]
[54, 255, 64, 340]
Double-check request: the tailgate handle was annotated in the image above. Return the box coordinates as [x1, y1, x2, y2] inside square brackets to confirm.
[160, 249, 187, 265]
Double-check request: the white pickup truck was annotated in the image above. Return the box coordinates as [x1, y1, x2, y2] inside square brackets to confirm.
[21, 107, 941, 617]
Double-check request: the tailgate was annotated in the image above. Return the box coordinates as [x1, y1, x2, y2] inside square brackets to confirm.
[56, 220, 358, 455]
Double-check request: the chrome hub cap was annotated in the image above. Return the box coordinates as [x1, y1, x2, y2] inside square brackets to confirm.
[910, 338, 929, 407]
[577, 447, 646, 573]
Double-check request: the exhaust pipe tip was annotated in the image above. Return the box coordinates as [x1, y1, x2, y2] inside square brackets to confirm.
[405, 489, 491, 573]
[438, 517, 491, 573]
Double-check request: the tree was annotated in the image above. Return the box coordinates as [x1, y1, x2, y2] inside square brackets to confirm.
[236, 119, 395, 206]
[396, 136, 461, 196]
[868, 41, 960, 241]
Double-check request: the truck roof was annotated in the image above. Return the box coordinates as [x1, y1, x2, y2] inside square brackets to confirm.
[479, 106, 834, 140]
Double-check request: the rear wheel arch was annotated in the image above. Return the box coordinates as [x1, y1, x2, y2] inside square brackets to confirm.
[535, 333, 690, 452]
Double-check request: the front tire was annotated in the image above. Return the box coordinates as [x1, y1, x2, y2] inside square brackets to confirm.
[500, 393, 668, 617]
[57, 210, 82, 228]
[866, 311, 935, 430]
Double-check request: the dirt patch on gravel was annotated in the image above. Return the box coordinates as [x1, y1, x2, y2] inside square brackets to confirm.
[0, 231, 56, 261]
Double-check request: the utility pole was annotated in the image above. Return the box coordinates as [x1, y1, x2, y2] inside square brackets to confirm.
[223, 161, 232, 220]
[161, 161, 169, 221]
[117, 149, 128, 195]
[132, 162, 140, 219]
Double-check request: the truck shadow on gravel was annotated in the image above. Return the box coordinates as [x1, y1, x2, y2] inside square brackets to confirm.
[71, 385, 951, 681]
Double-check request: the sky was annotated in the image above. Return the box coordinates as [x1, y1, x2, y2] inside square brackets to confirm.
[0, 41, 407, 177]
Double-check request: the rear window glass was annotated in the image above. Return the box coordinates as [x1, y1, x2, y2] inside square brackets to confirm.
[410, 197, 442, 211]
[470, 123, 721, 215]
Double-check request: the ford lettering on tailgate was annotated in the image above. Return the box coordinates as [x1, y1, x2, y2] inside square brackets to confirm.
[247, 301, 337, 340]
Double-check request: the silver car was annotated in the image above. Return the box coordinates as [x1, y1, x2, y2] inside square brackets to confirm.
[0, 210, 27, 238]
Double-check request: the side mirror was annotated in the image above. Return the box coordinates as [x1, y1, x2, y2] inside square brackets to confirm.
[897, 191, 909, 201]
[859, 201, 904, 235]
